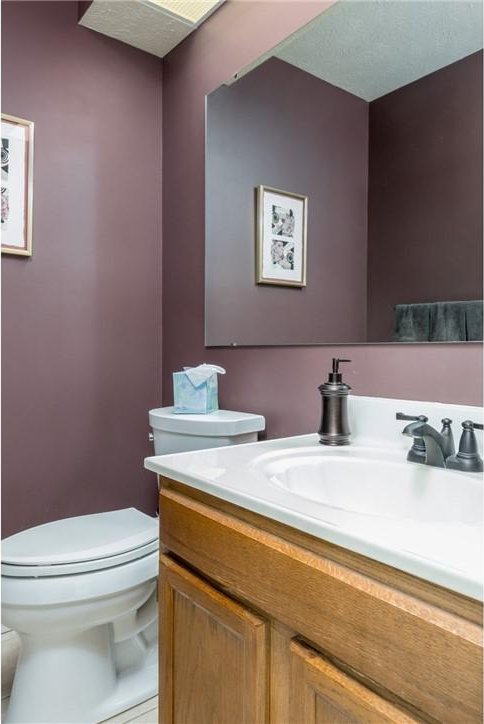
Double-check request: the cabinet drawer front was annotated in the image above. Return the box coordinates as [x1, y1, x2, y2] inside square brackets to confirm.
[160, 554, 268, 724]
[159, 488, 483, 723]
[289, 639, 420, 724]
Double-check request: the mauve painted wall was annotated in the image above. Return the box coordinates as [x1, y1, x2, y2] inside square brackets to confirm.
[367, 51, 483, 341]
[2, 1, 162, 537]
[162, 0, 482, 437]
[206, 57, 368, 346]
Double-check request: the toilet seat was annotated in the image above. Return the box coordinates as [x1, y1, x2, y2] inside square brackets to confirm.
[1, 539, 158, 577]
[1, 508, 158, 578]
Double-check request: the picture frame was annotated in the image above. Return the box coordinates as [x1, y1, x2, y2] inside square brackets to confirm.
[1, 113, 34, 257]
[255, 185, 307, 287]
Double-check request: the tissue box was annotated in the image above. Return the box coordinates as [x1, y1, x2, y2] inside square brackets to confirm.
[173, 370, 219, 414]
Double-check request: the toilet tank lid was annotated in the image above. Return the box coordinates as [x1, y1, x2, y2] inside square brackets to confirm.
[1, 509, 158, 567]
[149, 407, 265, 436]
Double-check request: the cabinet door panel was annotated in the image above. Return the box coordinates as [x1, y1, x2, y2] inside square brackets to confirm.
[159, 486, 483, 723]
[289, 640, 421, 724]
[160, 554, 268, 724]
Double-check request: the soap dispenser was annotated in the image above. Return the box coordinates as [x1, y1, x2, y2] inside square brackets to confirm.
[318, 358, 351, 446]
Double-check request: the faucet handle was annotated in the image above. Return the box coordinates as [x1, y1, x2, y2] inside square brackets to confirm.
[446, 420, 483, 473]
[396, 413, 428, 463]
[396, 412, 428, 422]
[469, 421, 484, 430]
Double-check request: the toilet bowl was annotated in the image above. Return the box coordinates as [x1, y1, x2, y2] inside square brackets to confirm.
[1, 508, 158, 723]
[2, 408, 265, 723]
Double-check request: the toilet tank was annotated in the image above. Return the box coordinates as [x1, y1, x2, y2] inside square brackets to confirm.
[149, 407, 265, 455]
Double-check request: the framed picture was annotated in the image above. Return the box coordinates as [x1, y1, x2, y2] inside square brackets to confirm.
[1, 113, 34, 257]
[256, 185, 307, 287]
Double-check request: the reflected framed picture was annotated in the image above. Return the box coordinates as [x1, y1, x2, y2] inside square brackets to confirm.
[1, 113, 34, 257]
[255, 185, 307, 287]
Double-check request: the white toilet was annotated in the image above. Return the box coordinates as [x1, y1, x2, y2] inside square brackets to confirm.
[148, 406, 265, 455]
[1, 407, 264, 723]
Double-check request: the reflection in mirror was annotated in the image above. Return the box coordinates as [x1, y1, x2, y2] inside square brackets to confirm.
[205, 1, 483, 346]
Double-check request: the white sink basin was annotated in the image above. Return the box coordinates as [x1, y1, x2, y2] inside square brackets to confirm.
[145, 396, 484, 600]
[251, 448, 483, 526]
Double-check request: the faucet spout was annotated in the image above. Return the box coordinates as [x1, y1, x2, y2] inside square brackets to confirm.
[402, 422, 447, 468]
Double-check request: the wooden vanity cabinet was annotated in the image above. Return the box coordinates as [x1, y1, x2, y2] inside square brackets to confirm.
[288, 639, 419, 724]
[159, 554, 268, 724]
[158, 479, 483, 724]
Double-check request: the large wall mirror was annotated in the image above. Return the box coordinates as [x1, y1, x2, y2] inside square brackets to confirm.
[205, 0, 483, 346]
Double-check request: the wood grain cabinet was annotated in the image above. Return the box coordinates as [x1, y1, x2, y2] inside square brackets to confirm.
[288, 639, 419, 724]
[159, 554, 268, 724]
[158, 480, 483, 724]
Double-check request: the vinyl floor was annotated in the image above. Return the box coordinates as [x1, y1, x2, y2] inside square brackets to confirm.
[102, 696, 158, 723]
[1, 696, 159, 724]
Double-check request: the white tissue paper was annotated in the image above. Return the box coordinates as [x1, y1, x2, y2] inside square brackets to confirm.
[183, 364, 226, 387]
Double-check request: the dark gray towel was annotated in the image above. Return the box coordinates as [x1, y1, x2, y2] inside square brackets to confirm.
[429, 302, 467, 342]
[394, 301, 483, 342]
[394, 303, 431, 342]
[465, 301, 483, 341]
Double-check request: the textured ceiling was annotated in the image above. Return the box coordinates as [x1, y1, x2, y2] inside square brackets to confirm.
[79, 0, 223, 58]
[274, 0, 483, 101]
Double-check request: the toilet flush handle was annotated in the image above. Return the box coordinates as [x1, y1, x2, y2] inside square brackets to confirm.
[148, 432, 154, 443]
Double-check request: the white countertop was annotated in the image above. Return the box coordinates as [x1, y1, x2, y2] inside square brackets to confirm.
[145, 396, 483, 601]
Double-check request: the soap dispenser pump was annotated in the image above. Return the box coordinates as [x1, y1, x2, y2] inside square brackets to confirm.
[318, 358, 352, 446]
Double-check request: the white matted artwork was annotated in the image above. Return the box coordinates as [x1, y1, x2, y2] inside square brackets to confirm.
[1, 114, 34, 257]
[256, 185, 307, 287]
